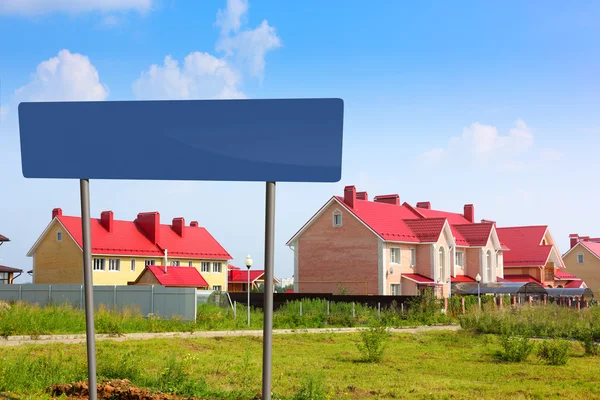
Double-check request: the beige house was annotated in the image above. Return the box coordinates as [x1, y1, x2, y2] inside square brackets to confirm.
[563, 234, 600, 294]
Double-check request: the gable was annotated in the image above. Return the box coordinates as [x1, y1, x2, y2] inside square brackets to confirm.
[27, 218, 81, 257]
[564, 242, 600, 264]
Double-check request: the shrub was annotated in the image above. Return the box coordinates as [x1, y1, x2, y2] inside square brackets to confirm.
[292, 374, 326, 400]
[537, 339, 570, 365]
[498, 334, 534, 362]
[356, 321, 389, 363]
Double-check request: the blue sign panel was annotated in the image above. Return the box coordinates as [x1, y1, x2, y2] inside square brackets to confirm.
[18, 98, 344, 182]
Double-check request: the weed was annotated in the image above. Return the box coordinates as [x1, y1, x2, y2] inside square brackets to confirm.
[537, 339, 570, 365]
[356, 321, 389, 363]
[292, 374, 326, 400]
[498, 334, 534, 362]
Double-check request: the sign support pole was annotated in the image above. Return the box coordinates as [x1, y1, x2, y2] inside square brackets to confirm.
[80, 179, 98, 400]
[262, 181, 276, 400]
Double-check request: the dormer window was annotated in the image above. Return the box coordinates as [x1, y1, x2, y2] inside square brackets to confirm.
[333, 212, 342, 227]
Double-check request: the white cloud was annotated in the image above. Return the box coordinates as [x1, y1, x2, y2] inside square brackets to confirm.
[14, 50, 108, 102]
[0, 0, 151, 15]
[539, 148, 563, 162]
[459, 119, 533, 160]
[216, 0, 248, 35]
[132, 53, 245, 100]
[217, 20, 282, 78]
[133, 0, 280, 100]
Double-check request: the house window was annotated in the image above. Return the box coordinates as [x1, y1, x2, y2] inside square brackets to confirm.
[93, 258, 106, 271]
[486, 250, 493, 282]
[577, 252, 584, 264]
[188, 261, 193, 267]
[455, 251, 464, 268]
[145, 260, 156, 266]
[544, 268, 554, 281]
[438, 247, 445, 281]
[169, 261, 180, 266]
[56, 231, 63, 242]
[108, 259, 120, 272]
[213, 285, 222, 292]
[0, 272, 8, 284]
[130, 260, 136, 272]
[390, 284, 401, 295]
[213, 262, 223, 273]
[333, 212, 342, 227]
[201, 262, 211, 272]
[390, 248, 401, 264]
[410, 248, 416, 267]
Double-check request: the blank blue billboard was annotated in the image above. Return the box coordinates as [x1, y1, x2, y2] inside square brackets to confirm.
[18, 98, 344, 182]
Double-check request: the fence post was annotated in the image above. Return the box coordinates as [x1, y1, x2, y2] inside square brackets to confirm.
[299, 300, 303, 317]
[150, 285, 155, 314]
[401, 303, 404, 313]
[568, 298, 572, 308]
[461, 297, 465, 314]
[326, 300, 330, 316]
[498, 297, 502, 310]
[234, 301, 237, 319]
[48, 284, 52, 305]
[577, 300, 581, 310]
[378, 302, 381, 318]
[113, 285, 117, 309]
[444, 298, 448, 313]
[19, 285, 22, 301]
[528, 296, 532, 306]
[585, 301, 589, 308]
[80, 285, 84, 310]
[352, 302, 355, 318]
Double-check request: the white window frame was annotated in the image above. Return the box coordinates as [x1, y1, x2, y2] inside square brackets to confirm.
[390, 247, 401, 264]
[169, 261, 180, 266]
[213, 285, 222, 292]
[130, 260, 136, 272]
[93, 258, 106, 271]
[455, 251, 464, 268]
[201, 262, 211, 273]
[188, 261, 193, 267]
[438, 246, 445, 282]
[213, 262, 222, 273]
[410, 248, 416, 267]
[486, 250, 493, 282]
[577, 252, 584, 264]
[390, 283, 401, 296]
[332, 212, 342, 227]
[56, 231, 63, 242]
[145, 260, 156, 267]
[108, 259, 120, 272]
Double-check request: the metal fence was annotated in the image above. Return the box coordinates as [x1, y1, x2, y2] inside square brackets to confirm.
[0, 284, 198, 320]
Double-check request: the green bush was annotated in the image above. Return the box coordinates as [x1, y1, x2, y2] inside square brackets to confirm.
[356, 321, 389, 363]
[537, 339, 570, 365]
[498, 334, 534, 362]
[292, 374, 326, 400]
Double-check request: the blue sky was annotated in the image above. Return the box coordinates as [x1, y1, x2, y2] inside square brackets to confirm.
[1, 0, 599, 282]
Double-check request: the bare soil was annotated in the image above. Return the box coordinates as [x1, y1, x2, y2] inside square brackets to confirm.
[48, 379, 194, 400]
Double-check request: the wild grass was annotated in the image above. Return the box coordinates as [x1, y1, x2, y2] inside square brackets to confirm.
[1, 330, 599, 399]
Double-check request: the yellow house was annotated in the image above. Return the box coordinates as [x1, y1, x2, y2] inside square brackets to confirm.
[561, 234, 598, 293]
[27, 208, 232, 291]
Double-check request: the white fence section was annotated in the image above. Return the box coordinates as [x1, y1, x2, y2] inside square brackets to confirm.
[0, 284, 198, 321]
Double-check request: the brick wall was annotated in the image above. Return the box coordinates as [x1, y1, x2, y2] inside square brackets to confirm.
[296, 201, 379, 295]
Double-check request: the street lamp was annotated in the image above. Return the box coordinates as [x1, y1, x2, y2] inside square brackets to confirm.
[475, 273, 481, 309]
[245, 255, 253, 327]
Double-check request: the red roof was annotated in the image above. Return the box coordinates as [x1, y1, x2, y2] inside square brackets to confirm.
[579, 241, 600, 259]
[0, 265, 22, 273]
[54, 213, 231, 260]
[499, 275, 541, 284]
[565, 280, 585, 288]
[284, 289, 294, 293]
[145, 266, 208, 287]
[228, 269, 265, 283]
[554, 269, 580, 280]
[0, 234, 9, 242]
[228, 264, 241, 270]
[497, 226, 554, 267]
[402, 273, 441, 285]
[451, 275, 476, 283]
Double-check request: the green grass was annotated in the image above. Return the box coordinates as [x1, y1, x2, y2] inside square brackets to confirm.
[0, 296, 454, 337]
[1, 330, 600, 399]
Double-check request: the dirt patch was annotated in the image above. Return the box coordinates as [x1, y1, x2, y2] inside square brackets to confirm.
[48, 379, 194, 400]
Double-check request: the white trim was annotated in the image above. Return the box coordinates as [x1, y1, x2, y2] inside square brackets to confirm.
[286, 197, 383, 246]
[378, 238, 384, 295]
[293, 242, 299, 293]
[563, 241, 600, 263]
[26, 218, 82, 257]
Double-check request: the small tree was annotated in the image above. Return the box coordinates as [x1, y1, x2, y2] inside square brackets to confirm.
[356, 320, 389, 363]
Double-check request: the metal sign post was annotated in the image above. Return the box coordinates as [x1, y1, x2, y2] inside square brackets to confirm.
[79, 179, 97, 399]
[18, 98, 344, 400]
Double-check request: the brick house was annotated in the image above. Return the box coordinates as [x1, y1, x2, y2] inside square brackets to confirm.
[286, 186, 509, 297]
[561, 234, 600, 293]
[0, 234, 22, 284]
[496, 226, 567, 288]
[27, 208, 231, 291]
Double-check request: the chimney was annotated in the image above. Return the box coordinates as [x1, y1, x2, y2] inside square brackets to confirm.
[190, 221, 199, 227]
[569, 234, 580, 249]
[464, 204, 474, 223]
[136, 212, 160, 244]
[416, 202, 431, 209]
[343, 186, 356, 208]
[172, 217, 185, 237]
[374, 194, 400, 206]
[356, 191, 368, 201]
[100, 211, 114, 233]
[52, 208, 62, 220]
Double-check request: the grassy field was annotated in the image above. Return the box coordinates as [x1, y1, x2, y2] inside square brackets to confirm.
[1, 330, 599, 399]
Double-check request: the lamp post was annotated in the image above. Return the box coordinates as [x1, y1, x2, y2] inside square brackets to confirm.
[475, 273, 481, 309]
[245, 255, 253, 327]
